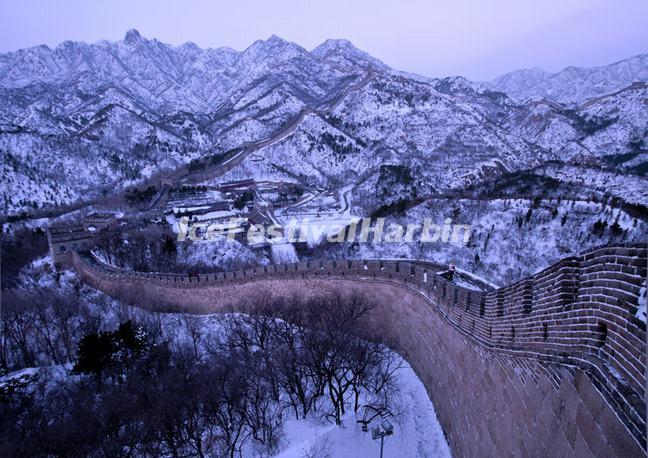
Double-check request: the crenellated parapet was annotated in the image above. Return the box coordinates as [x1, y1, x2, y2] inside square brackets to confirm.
[69, 245, 647, 456]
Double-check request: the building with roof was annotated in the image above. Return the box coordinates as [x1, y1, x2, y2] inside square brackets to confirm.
[47, 223, 97, 268]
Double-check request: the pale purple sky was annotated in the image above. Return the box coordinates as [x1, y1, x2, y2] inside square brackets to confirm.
[1, 0, 646, 80]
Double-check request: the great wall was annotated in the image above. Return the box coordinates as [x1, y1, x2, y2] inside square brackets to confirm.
[52, 242, 647, 457]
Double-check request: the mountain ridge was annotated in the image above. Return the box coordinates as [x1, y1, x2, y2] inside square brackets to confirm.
[488, 53, 648, 103]
[0, 31, 646, 218]
[4, 29, 644, 98]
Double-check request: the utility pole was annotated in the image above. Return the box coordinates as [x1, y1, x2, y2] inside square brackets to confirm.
[357, 405, 395, 458]
[378, 433, 386, 458]
[371, 422, 394, 458]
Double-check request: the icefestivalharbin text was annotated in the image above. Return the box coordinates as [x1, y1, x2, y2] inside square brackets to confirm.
[176, 217, 472, 245]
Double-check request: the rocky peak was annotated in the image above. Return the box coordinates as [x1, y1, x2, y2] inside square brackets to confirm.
[311, 38, 389, 71]
[124, 28, 144, 45]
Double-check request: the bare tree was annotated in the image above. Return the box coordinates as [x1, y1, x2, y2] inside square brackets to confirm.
[181, 314, 204, 361]
[2, 291, 37, 368]
[203, 358, 253, 458]
[1, 290, 405, 456]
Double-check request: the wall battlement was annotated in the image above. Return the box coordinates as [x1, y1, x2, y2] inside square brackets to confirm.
[69, 245, 647, 456]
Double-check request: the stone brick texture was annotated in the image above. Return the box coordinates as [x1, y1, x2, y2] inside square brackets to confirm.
[69, 244, 647, 457]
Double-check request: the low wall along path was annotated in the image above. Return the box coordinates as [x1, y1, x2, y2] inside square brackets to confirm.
[68, 244, 647, 457]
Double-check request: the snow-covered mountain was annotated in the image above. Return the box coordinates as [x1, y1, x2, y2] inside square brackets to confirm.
[0, 31, 646, 219]
[0, 30, 376, 114]
[488, 54, 648, 103]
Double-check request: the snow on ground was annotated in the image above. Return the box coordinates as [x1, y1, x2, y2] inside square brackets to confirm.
[0, 364, 73, 396]
[271, 241, 299, 263]
[155, 309, 452, 458]
[451, 272, 488, 291]
[172, 205, 211, 213]
[277, 187, 356, 248]
[192, 209, 236, 221]
[317, 197, 648, 285]
[455, 267, 500, 289]
[276, 363, 451, 458]
[175, 237, 270, 271]
[538, 164, 648, 207]
[15, 256, 78, 289]
[637, 282, 647, 323]
[8, 256, 453, 457]
[0, 367, 40, 385]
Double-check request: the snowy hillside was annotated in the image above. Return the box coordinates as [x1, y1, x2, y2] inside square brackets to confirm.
[312, 194, 647, 286]
[489, 54, 648, 103]
[2, 257, 451, 457]
[1, 32, 646, 217]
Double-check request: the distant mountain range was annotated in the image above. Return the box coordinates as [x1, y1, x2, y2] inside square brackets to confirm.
[0, 30, 646, 217]
[488, 54, 648, 103]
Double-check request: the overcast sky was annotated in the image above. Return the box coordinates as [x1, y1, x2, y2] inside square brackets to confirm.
[1, 0, 646, 80]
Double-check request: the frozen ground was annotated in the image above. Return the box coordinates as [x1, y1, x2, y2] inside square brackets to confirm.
[276, 363, 451, 458]
[6, 257, 453, 457]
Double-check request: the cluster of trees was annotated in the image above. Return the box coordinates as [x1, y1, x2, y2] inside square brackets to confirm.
[0, 226, 48, 288]
[125, 185, 158, 205]
[1, 289, 92, 370]
[317, 132, 360, 158]
[187, 158, 207, 172]
[220, 296, 401, 426]
[571, 114, 618, 136]
[93, 226, 179, 272]
[233, 190, 254, 210]
[591, 218, 625, 238]
[1, 293, 402, 457]
[1, 286, 148, 372]
[92, 225, 264, 275]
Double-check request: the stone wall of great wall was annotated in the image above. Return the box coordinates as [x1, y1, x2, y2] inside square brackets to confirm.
[69, 245, 647, 457]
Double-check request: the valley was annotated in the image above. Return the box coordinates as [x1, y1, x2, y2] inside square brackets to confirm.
[1, 29, 647, 458]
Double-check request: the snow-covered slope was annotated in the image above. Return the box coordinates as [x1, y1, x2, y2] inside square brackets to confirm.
[315, 195, 648, 285]
[0, 31, 369, 215]
[0, 32, 646, 218]
[489, 54, 648, 103]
